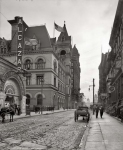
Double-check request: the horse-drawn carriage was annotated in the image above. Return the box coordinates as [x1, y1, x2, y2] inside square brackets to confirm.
[0, 106, 15, 123]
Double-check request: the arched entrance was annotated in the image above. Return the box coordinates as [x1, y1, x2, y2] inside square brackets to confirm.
[5, 87, 15, 106]
[0, 70, 26, 113]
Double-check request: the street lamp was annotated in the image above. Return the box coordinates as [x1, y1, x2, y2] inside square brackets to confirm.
[41, 78, 44, 114]
[88, 78, 95, 115]
[0, 78, 3, 91]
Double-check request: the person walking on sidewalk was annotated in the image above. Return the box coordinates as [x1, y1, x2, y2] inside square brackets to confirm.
[100, 105, 104, 118]
[95, 105, 99, 118]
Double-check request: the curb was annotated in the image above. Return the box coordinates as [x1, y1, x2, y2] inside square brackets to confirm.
[106, 113, 122, 122]
[78, 114, 92, 150]
[0, 110, 70, 122]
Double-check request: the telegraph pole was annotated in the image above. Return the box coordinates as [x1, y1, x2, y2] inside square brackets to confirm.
[93, 78, 95, 115]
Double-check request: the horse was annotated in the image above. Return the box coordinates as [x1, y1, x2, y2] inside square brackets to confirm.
[0, 107, 15, 123]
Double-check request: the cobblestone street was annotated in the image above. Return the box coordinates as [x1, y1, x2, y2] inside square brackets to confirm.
[0, 110, 87, 150]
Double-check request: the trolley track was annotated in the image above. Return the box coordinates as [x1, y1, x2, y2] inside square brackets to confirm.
[0, 112, 74, 140]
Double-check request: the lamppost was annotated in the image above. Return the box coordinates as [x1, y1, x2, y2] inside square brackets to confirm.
[0, 78, 3, 91]
[89, 78, 95, 115]
[41, 78, 44, 114]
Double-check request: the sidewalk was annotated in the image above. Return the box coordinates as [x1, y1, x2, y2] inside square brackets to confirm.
[79, 112, 123, 150]
[1, 109, 69, 121]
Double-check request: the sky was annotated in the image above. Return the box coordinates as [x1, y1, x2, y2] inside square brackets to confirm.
[0, 0, 119, 102]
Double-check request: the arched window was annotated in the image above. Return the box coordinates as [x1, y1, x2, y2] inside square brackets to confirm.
[36, 58, 45, 69]
[24, 59, 32, 70]
[60, 50, 66, 55]
[26, 94, 30, 105]
[37, 94, 43, 105]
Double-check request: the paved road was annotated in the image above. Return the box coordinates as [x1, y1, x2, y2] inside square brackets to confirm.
[0, 110, 88, 150]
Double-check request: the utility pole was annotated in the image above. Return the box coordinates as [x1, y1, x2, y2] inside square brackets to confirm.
[93, 78, 95, 115]
[89, 78, 95, 115]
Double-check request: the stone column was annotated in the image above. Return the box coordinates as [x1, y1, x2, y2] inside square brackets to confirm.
[21, 95, 26, 114]
[0, 92, 6, 108]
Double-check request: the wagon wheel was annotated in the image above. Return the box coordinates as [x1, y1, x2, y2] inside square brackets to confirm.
[87, 114, 90, 123]
[74, 112, 77, 122]
[76, 115, 78, 121]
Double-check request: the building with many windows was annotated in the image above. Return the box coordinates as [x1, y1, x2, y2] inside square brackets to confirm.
[0, 16, 80, 110]
[71, 45, 81, 108]
[98, 0, 123, 109]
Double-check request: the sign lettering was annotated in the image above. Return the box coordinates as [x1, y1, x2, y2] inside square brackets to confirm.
[18, 51, 22, 56]
[17, 17, 23, 70]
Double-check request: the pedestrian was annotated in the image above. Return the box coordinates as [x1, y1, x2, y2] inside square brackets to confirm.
[17, 105, 21, 115]
[95, 105, 99, 118]
[14, 103, 17, 114]
[100, 105, 104, 118]
[9, 105, 15, 122]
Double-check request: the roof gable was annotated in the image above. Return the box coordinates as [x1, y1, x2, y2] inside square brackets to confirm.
[72, 45, 79, 56]
[57, 23, 71, 42]
[24, 25, 52, 48]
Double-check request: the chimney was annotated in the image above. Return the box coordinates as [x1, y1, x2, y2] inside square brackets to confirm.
[8, 16, 22, 52]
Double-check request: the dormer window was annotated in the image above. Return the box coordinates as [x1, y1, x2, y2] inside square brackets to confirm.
[61, 36, 65, 42]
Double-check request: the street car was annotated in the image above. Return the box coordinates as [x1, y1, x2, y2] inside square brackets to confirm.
[74, 106, 90, 122]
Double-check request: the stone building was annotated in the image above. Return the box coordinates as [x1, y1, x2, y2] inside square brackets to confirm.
[98, 52, 109, 104]
[0, 16, 81, 110]
[99, 0, 123, 108]
[71, 45, 81, 108]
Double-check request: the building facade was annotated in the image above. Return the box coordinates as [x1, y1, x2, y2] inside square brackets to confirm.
[71, 45, 81, 108]
[0, 16, 81, 110]
[0, 56, 26, 113]
[99, 0, 123, 108]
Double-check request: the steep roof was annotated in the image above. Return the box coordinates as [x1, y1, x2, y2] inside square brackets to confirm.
[99, 53, 107, 69]
[72, 45, 80, 56]
[57, 23, 71, 42]
[24, 25, 52, 48]
[50, 37, 56, 46]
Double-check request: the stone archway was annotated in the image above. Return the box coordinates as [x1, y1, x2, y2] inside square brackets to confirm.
[0, 70, 26, 113]
[2, 71, 25, 96]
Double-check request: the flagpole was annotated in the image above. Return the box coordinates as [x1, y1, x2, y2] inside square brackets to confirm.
[53, 21, 55, 38]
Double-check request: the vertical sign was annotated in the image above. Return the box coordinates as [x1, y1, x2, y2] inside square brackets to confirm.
[17, 17, 23, 70]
